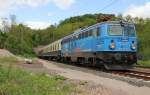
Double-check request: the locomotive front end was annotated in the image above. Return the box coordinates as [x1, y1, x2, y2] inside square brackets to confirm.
[96, 21, 137, 70]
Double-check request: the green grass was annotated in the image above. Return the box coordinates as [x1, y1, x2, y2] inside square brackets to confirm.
[137, 60, 150, 67]
[0, 64, 74, 95]
[0, 56, 18, 63]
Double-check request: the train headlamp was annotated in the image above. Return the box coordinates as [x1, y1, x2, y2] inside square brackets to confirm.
[109, 40, 115, 49]
[131, 43, 136, 50]
[131, 41, 136, 50]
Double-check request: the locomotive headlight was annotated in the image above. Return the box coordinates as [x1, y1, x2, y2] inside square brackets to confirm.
[131, 41, 136, 50]
[109, 40, 115, 49]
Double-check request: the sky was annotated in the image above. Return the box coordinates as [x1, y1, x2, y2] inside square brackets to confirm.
[0, 0, 150, 29]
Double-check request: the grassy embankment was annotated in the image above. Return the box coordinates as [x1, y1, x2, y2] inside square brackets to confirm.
[137, 60, 150, 67]
[0, 57, 74, 95]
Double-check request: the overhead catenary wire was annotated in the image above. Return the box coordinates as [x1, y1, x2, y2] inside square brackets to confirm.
[99, 0, 118, 12]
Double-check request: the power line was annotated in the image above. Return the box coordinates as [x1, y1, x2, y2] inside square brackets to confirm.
[99, 0, 118, 12]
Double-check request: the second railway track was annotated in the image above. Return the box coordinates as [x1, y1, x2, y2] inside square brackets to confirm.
[112, 70, 150, 81]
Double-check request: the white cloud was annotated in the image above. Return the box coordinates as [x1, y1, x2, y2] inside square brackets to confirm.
[0, 0, 14, 16]
[0, 0, 75, 16]
[24, 21, 51, 29]
[124, 2, 150, 18]
[52, 0, 75, 9]
[47, 12, 54, 17]
[15, 0, 51, 7]
[0, 0, 75, 29]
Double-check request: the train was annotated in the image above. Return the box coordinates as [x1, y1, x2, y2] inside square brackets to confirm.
[38, 21, 137, 70]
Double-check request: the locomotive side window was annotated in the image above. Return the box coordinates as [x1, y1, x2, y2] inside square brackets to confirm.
[79, 33, 82, 39]
[85, 31, 88, 38]
[81, 32, 84, 38]
[108, 25, 123, 36]
[73, 36, 75, 41]
[92, 27, 99, 37]
[76, 35, 78, 40]
[88, 30, 93, 37]
[97, 27, 100, 36]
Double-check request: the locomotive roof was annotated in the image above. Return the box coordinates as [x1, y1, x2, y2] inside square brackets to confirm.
[62, 20, 134, 40]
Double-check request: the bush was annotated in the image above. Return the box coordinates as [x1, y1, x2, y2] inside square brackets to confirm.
[0, 65, 73, 95]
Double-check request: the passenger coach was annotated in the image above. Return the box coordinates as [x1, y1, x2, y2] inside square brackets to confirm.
[39, 39, 62, 60]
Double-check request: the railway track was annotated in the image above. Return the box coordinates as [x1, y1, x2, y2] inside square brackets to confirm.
[112, 70, 150, 81]
[41, 59, 150, 82]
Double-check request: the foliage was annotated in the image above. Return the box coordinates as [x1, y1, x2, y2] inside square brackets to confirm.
[0, 64, 73, 95]
[0, 56, 18, 63]
[135, 19, 150, 60]
[0, 13, 150, 60]
[137, 60, 150, 67]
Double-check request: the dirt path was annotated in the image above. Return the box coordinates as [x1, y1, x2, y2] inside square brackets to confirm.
[37, 59, 150, 95]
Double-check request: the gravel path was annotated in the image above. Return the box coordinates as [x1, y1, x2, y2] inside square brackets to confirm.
[37, 59, 150, 95]
[0, 49, 15, 57]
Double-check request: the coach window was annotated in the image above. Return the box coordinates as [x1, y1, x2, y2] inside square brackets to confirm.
[52, 45, 53, 51]
[53, 45, 55, 51]
[57, 44, 59, 50]
[54, 45, 55, 51]
[53, 45, 54, 51]
[55, 44, 57, 50]
[57, 44, 59, 49]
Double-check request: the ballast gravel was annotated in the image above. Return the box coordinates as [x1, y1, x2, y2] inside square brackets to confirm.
[37, 59, 150, 95]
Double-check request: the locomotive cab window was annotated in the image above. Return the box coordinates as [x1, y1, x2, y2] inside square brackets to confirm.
[108, 25, 123, 36]
[124, 25, 136, 37]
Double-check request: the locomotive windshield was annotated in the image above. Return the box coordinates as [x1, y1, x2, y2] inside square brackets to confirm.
[108, 24, 136, 36]
[124, 25, 135, 36]
[108, 25, 123, 36]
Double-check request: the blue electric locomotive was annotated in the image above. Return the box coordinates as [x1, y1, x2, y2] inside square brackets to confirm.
[61, 21, 137, 70]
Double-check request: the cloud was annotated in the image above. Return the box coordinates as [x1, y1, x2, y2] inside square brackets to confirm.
[16, 0, 75, 9]
[123, 2, 150, 18]
[52, 0, 75, 9]
[24, 21, 51, 29]
[47, 12, 54, 17]
[0, 0, 14, 16]
[15, 0, 51, 7]
[0, 0, 75, 29]
[0, 0, 75, 15]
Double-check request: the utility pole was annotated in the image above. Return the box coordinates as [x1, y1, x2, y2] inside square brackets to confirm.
[10, 14, 16, 26]
[1, 17, 9, 32]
